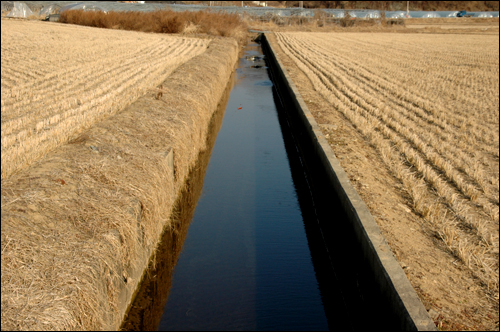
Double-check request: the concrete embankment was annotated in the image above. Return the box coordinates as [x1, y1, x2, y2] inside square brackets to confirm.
[260, 33, 436, 331]
[1, 37, 239, 331]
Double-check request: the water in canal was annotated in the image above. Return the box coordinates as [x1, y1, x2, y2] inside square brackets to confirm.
[157, 42, 328, 331]
[122, 40, 396, 331]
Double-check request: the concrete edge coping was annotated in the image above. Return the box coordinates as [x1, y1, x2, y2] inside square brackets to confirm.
[261, 33, 436, 331]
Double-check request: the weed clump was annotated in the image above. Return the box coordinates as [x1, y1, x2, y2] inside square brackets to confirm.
[60, 9, 248, 44]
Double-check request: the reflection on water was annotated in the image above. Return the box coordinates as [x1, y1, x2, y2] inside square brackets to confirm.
[120, 71, 235, 331]
[266, 39, 399, 330]
[122, 40, 398, 332]
[157, 43, 328, 331]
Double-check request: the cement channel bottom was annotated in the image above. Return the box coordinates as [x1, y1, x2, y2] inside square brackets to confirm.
[122, 41, 408, 331]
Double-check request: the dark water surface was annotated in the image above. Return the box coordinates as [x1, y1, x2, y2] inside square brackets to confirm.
[157, 43, 328, 331]
[122, 40, 398, 332]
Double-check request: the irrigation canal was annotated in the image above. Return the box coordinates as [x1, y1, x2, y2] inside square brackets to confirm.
[122, 41, 397, 331]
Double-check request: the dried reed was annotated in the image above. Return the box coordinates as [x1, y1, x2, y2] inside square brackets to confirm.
[59, 8, 248, 45]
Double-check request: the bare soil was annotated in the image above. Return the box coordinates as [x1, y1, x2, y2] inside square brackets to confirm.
[265, 32, 499, 331]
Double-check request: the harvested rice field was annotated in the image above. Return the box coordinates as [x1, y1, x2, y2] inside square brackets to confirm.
[1, 19, 209, 179]
[2, 12, 499, 330]
[1, 17, 239, 331]
[269, 32, 499, 330]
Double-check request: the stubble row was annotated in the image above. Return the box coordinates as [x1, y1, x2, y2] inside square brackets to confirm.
[276, 31, 499, 296]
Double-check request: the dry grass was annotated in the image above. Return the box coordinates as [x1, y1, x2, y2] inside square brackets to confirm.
[60, 8, 248, 45]
[1, 19, 210, 179]
[1, 19, 239, 331]
[275, 32, 499, 300]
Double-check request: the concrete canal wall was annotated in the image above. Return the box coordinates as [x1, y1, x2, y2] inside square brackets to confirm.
[260, 33, 436, 331]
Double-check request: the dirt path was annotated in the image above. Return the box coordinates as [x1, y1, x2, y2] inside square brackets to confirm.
[265, 32, 499, 331]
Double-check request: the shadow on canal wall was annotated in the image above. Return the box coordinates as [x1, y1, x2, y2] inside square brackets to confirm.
[271, 83, 388, 331]
[120, 72, 236, 331]
[261, 33, 436, 331]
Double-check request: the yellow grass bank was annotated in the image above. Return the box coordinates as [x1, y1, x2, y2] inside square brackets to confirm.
[1, 19, 239, 330]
